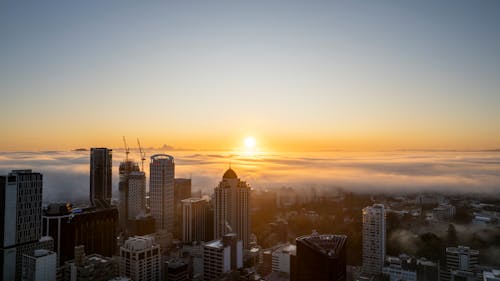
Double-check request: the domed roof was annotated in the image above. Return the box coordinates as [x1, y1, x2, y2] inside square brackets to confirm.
[223, 168, 238, 179]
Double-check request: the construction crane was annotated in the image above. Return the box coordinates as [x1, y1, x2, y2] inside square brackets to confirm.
[137, 138, 146, 172]
[123, 136, 130, 161]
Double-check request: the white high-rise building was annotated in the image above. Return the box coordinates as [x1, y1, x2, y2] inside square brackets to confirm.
[214, 168, 251, 248]
[128, 171, 146, 219]
[149, 154, 175, 232]
[203, 233, 243, 281]
[182, 198, 208, 243]
[1, 170, 52, 281]
[362, 204, 386, 275]
[21, 249, 57, 281]
[120, 236, 161, 281]
[442, 246, 479, 281]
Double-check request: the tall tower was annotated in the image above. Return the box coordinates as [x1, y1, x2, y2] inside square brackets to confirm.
[362, 204, 386, 275]
[118, 160, 140, 230]
[90, 148, 113, 208]
[1, 170, 49, 281]
[214, 168, 251, 248]
[149, 154, 175, 232]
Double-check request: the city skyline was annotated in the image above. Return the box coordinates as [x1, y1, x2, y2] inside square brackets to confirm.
[1, 1, 500, 151]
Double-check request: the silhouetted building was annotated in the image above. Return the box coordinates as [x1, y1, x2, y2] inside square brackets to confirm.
[61, 245, 119, 281]
[1, 170, 53, 281]
[42, 204, 118, 265]
[150, 154, 175, 232]
[174, 178, 192, 238]
[203, 233, 243, 281]
[182, 198, 208, 243]
[165, 259, 189, 281]
[127, 214, 155, 236]
[90, 148, 113, 208]
[362, 204, 386, 275]
[214, 168, 251, 248]
[295, 233, 347, 281]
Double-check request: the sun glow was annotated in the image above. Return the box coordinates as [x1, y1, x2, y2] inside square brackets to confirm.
[244, 137, 256, 149]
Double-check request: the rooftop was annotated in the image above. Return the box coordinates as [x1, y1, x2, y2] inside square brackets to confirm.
[296, 233, 347, 258]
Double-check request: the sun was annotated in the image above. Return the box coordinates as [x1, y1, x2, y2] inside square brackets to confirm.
[244, 137, 256, 149]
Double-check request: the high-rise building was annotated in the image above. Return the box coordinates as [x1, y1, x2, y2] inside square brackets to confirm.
[150, 154, 175, 232]
[441, 246, 479, 281]
[214, 168, 251, 248]
[362, 204, 386, 275]
[90, 148, 113, 208]
[174, 178, 192, 238]
[1, 170, 53, 281]
[127, 171, 146, 220]
[21, 249, 57, 281]
[182, 198, 208, 243]
[295, 233, 347, 281]
[119, 236, 161, 281]
[203, 233, 243, 281]
[118, 160, 141, 230]
[42, 203, 118, 265]
[382, 254, 440, 281]
[271, 243, 296, 275]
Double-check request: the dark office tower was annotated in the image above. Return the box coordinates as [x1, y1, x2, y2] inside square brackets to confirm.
[182, 198, 208, 243]
[118, 160, 140, 230]
[174, 178, 191, 238]
[42, 204, 118, 266]
[295, 233, 347, 281]
[1, 170, 52, 281]
[90, 148, 113, 208]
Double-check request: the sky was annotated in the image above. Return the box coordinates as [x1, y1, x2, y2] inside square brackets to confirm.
[1, 0, 500, 151]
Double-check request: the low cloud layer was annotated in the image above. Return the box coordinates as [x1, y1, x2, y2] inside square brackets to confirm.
[1, 150, 499, 202]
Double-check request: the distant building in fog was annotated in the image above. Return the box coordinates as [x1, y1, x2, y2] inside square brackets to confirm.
[182, 198, 208, 243]
[431, 204, 456, 221]
[295, 232, 347, 281]
[21, 249, 57, 281]
[150, 154, 175, 232]
[362, 204, 386, 276]
[90, 148, 113, 208]
[214, 168, 251, 248]
[1, 170, 53, 281]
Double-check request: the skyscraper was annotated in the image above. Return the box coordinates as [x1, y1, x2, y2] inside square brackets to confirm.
[128, 171, 146, 220]
[118, 160, 140, 230]
[1, 170, 52, 281]
[295, 233, 347, 281]
[362, 204, 386, 275]
[214, 168, 251, 248]
[181, 198, 208, 243]
[150, 154, 175, 232]
[90, 148, 113, 208]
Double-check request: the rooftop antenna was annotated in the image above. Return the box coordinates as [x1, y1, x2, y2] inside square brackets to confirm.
[122, 136, 130, 162]
[137, 138, 146, 172]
